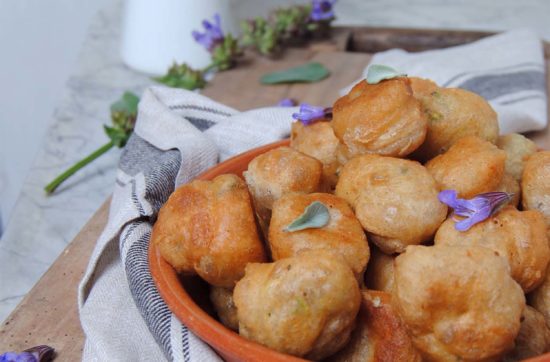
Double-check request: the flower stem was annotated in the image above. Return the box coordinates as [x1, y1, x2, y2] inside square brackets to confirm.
[44, 140, 115, 194]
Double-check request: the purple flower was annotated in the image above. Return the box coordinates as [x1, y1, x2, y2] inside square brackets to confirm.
[0, 352, 37, 362]
[1, 345, 54, 362]
[310, 0, 337, 21]
[438, 190, 514, 231]
[192, 14, 224, 51]
[292, 103, 332, 125]
[277, 98, 297, 107]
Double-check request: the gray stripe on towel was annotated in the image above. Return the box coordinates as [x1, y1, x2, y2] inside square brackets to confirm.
[457, 70, 546, 100]
[119, 134, 181, 212]
[125, 225, 174, 361]
[168, 104, 233, 117]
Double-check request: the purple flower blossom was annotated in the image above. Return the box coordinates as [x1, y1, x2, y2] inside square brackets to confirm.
[192, 14, 224, 51]
[438, 190, 514, 231]
[292, 103, 332, 125]
[277, 98, 297, 107]
[1, 345, 53, 362]
[310, 0, 337, 21]
[0, 352, 37, 362]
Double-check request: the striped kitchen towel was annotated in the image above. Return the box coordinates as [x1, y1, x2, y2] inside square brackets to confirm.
[77, 86, 297, 361]
[343, 28, 548, 134]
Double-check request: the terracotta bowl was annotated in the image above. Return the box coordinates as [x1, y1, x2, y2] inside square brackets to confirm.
[149, 139, 550, 362]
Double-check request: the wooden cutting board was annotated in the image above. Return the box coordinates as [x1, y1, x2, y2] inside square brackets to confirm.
[1, 27, 549, 361]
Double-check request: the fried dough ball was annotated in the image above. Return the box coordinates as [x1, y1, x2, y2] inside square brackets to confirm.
[209, 286, 238, 331]
[496, 173, 520, 207]
[409, 77, 439, 101]
[504, 306, 550, 361]
[529, 267, 550, 329]
[332, 78, 427, 159]
[426, 136, 506, 198]
[243, 146, 323, 225]
[497, 133, 538, 181]
[364, 247, 395, 293]
[412, 87, 499, 161]
[233, 250, 361, 360]
[393, 245, 525, 362]
[522, 151, 550, 226]
[269, 193, 370, 282]
[290, 121, 341, 190]
[152, 174, 266, 287]
[335, 155, 447, 254]
[331, 290, 421, 362]
[435, 206, 550, 292]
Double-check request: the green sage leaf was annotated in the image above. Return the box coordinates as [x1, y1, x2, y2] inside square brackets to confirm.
[261, 62, 330, 84]
[103, 125, 129, 147]
[284, 201, 330, 232]
[109, 91, 140, 142]
[153, 63, 206, 90]
[110, 91, 139, 116]
[366, 64, 407, 84]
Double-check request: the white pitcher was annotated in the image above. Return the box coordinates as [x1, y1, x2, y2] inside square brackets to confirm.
[120, 0, 236, 75]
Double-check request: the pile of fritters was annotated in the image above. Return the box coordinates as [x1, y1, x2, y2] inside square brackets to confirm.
[152, 75, 550, 361]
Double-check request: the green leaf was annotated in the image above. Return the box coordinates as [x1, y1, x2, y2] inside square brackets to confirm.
[366, 64, 407, 84]
[103, 125, 129, 147]
[284, 201, 330, 232]
[240, 17, 281, 56]
[110, 91, 139, 116]
[261, 62, 330, 84]
[273, 5, 312, 39]
[211, 34, 242, 71]
[153, 62, 207, 90]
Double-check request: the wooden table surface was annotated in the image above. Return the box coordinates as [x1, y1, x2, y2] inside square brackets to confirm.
[1, 28, 549, 361]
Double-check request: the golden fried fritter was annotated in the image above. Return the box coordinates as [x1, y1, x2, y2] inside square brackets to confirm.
[435, 206, 550, 292]
[364, 247, 395, 293]
[412, 87, 499, 161]
[233, 250, 361, 360]
[330, 290, 421, 362]
[529, 266, 550, 330]
[332, 78, 427, 159]
[496, 173, 520, 207]
[269, 193, 369, 282]
[335, 155, 447, 254]
[209, 286, 238, 331]
[522, 151, 550, 227]
[243, 146, 323, 225]
[409, 77, 439, 101]
[393, 245, 525, 362]
[497, 133, 538, 181]
[426, 136, 506, 198]
[504, 306, 550, 361]
[290, 121, 341, 190]
[152, 174, 266, 287]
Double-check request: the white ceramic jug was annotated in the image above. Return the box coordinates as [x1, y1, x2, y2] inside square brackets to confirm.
[120, 0, 236, 75]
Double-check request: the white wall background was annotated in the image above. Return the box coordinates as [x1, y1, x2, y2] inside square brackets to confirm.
[0, 0, 109, 235]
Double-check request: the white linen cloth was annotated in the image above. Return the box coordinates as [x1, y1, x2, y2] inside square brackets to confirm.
[343, 29, 547, 134]
[78, 86, 297, 361]
[78, 29, 547, 362]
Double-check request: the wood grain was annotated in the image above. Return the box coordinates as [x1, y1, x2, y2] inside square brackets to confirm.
[202, 49, 370, 110]
[1, 27, 548, 361]
[345, 26, 550, 57]
[0, 199, 110, 359]
[348, 26, 494, 53]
